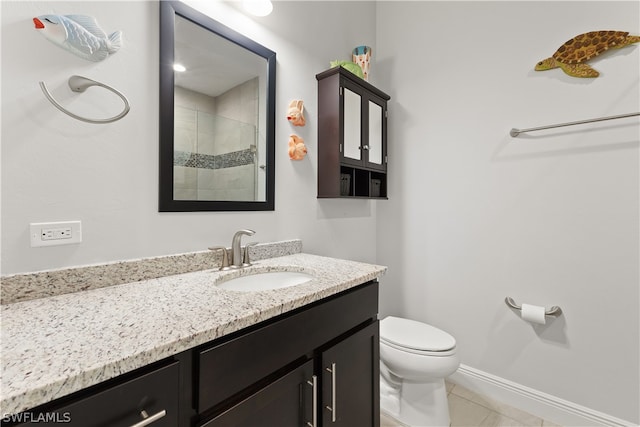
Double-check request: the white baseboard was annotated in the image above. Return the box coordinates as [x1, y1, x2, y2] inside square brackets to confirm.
[448, 364, 637, 427]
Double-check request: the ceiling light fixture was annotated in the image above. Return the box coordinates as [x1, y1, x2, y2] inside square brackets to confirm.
[242, 0, 273, 17]
[173, 63, 187, 72]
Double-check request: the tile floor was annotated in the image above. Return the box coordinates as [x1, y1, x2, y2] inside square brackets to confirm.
[381, 381, 562, 427]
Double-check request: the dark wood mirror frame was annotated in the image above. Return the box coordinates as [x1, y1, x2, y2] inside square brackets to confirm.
[159, 1, 276, 212]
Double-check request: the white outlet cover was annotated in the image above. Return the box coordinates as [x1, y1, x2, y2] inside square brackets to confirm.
[30, 221, 82, 247]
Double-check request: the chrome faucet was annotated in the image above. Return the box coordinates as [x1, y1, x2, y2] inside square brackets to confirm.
[209, 229, 256, 271]
[231, 229, 255, 268]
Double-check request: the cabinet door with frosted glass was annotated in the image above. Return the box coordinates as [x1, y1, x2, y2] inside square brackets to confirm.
[340, 78, 387, 172]
[364, 95, 386, 172]
[340, 79, 365, 168]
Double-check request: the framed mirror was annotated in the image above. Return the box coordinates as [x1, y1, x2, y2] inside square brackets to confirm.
[159, 1, 276, 211]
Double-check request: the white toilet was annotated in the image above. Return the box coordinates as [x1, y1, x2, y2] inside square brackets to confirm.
[380, 316, 460, 427]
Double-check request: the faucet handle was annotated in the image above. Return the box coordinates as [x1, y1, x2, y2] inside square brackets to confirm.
[242, 242, 259, 267]
[208, 246, 230, 271]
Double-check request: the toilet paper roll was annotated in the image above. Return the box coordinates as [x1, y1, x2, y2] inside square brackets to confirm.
[521, 303, 546, 325]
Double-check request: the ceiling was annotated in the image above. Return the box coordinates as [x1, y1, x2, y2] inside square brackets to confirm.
[174, 14, 265, 98]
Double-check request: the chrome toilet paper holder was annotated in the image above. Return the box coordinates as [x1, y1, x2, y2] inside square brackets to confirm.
[504, 297, 562, 317]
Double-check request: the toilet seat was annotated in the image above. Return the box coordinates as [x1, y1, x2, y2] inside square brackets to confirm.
[380, 316, 456, 356]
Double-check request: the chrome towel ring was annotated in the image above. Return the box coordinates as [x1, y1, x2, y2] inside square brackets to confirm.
[39, 75, 130, 124]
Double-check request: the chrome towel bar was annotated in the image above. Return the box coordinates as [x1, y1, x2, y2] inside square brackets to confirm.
[504, 297, 562, 317]
[510, 111, 639, 137]
[40, 75, 130, 124]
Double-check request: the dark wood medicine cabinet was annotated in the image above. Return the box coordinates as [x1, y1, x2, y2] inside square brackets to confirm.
[316, 67, 390, 199]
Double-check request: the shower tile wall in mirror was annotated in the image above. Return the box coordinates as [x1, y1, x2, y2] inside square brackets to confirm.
[173, 82, 258, 201]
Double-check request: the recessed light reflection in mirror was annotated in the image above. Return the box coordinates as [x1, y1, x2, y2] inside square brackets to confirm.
[173, 63, 186, 72]
[242, 0, 273, 16]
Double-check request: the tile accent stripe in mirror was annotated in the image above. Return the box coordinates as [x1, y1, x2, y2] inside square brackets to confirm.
[174, 149, 254, 170]
[0, 240, 303, 305]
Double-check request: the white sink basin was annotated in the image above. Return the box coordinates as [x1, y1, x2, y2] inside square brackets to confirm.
[216, 270, 314, 292]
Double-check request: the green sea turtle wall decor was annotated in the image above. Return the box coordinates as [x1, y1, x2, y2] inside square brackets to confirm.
[535, 30, 640, 78]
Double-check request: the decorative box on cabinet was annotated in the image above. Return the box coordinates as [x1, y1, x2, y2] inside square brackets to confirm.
[317, 67, 390, 199]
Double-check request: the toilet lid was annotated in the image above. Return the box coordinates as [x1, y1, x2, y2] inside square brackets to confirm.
[380, 316, 456, 352]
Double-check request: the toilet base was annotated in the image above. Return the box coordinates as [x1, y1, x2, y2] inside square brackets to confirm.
[381, 374, 451, 427]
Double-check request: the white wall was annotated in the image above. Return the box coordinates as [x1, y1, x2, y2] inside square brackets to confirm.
[4, 1, 638, 423]
[376, 1, 639, 424]
[0, 1, 379, 275]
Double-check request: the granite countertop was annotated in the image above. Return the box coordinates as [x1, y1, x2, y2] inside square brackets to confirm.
[0, 253, 386, 416]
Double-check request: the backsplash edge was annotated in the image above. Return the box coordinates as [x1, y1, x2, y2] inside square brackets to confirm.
[0, 239, 303, 305]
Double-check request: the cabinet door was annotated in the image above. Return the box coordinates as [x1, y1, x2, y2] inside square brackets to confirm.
[365, 96, 386, 172]
[341, 78, 387, 173]
[342, 84, 363, 164]
[322, 322, 380, 427]
[200, 360, 315, 427]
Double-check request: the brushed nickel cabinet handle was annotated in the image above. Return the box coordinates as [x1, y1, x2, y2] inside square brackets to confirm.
[129, 409, 167, 427]
[325, 363, 337, 422]
[306, 375, 318, 427]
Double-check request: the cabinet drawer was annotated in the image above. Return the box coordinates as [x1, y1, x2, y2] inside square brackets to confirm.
[16, 362, 180, 427]
[199, 360, 314, 427]
[197, 281, 378, 413]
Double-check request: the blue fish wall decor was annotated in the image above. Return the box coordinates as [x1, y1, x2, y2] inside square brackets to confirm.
[33, 14, 122, 62]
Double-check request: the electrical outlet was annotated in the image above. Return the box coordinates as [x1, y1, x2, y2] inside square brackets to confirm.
[42, 227, 72, 240]
[30, 221, 82, 247]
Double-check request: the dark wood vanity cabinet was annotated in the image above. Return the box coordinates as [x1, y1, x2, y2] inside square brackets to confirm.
[317, 67, 390, 199]
[196, 281, 380, 427]
[203, 321, 380, 427]
[11, 281, 380, 427]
